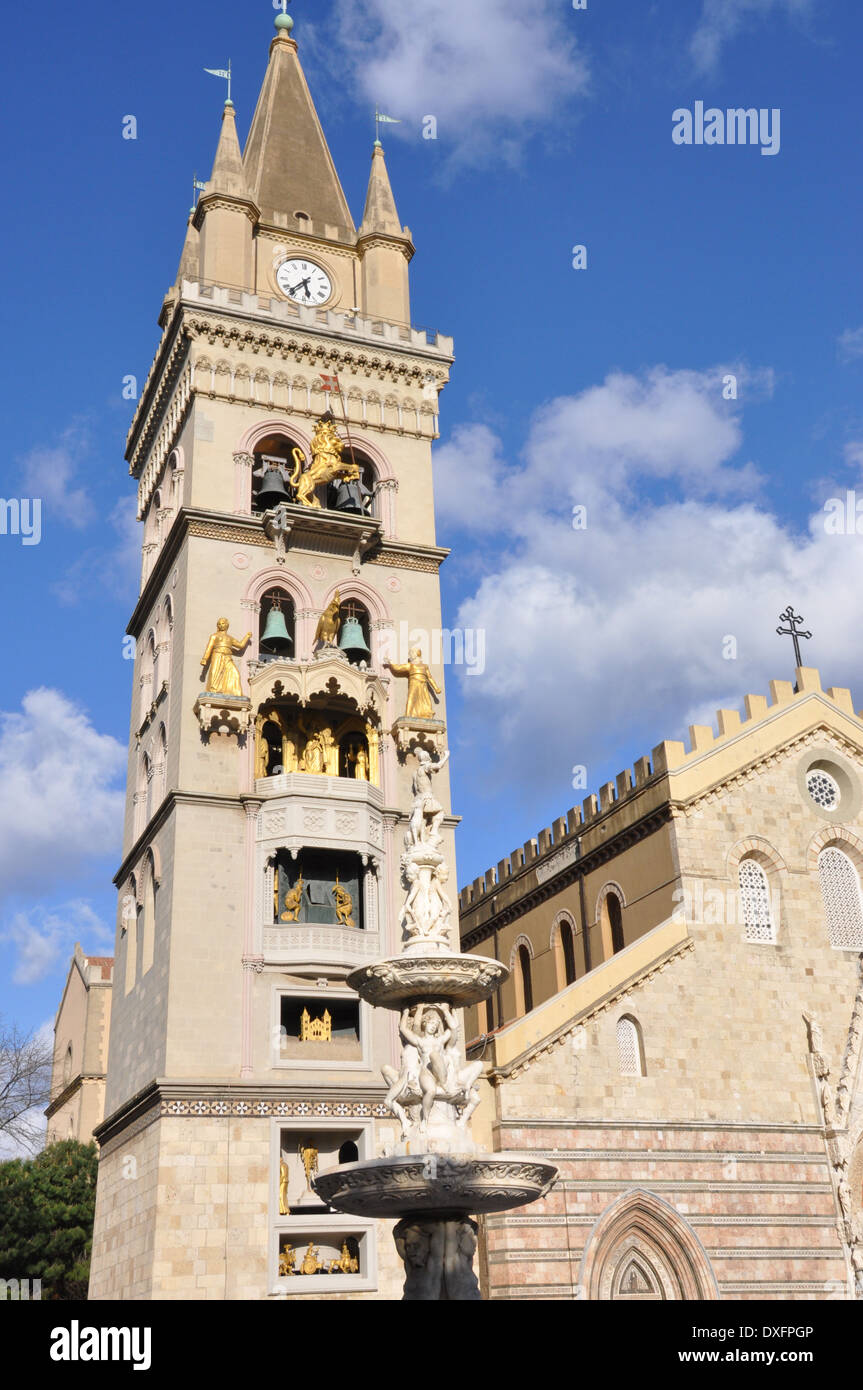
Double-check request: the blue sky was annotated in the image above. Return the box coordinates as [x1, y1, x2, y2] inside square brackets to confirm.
[2, 0, 863, 1039]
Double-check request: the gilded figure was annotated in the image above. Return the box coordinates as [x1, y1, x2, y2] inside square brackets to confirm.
[280, 874, 304, 923]
[289, 414, 360, 509]
[278, 1244, 296, 1276]
[299, 1242, 324, 1276]
[278, 1158, 290, 1216]
[315, 591, 341, 646]
[200, 618, 251, 697]
[385, 646, 441, 720]
[331, 875, 355, 928]
[328, 1240, 359, 1275]
[345, 741, 369, 780]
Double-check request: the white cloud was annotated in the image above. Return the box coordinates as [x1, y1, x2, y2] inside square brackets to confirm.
[0, 689, 125, 906]
[690, 0, 815, 73]
[438, 365, 863, 797]
[2, 903, 112, 986]
[838, 326, 863, 363]
[53, 496, 140, 606]
[18, 421, 94, 528]
[333, 0, 590, 166]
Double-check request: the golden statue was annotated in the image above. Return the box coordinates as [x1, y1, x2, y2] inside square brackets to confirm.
[278, 1158, 290, 1216]
[299, 1008, 332, 1042]
[200, 618, 251, 697]
[289, 415, 360, 510]
[299, 1241, 324, 1276]
[332, 875, 355, 929]
[346, 742, 369, 781]
[280, 874, 304, 923]
[385, 646, 441, 720]
[298, 1142, 319, 1198]
[315, 591, 342, 646]
[328, 1240, 360, 1275]
[278, 1244, 296, 1276]
[255, 715, 270, 779]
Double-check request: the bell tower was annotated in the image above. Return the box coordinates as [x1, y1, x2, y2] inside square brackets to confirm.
[89, 8, 455, 1301]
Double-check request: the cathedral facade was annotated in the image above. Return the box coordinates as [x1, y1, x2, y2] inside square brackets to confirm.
[89, 12, 457, 1300]
[460, 669, 863, 1299]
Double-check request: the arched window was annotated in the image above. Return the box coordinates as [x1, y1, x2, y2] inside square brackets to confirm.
[599, 888, 625, 958]
[818, 846, 863, 949]
[561, 920, 577, 986]
[143, 753, 153, 826]
[258, 588, 296, 661]
[63, 1044, 73, 1084]
[124, 891, 138, 996]
[616, 1016, 645, 1077]
[157, 596, 174, 687]
[141, 857, 156, 976]
[739, 858, 775, 943]
[156, 724, 168, 805]
[338, 1141, 359, 1165]
[252, 432, 302, 513]
[515, 943, 533, 1017]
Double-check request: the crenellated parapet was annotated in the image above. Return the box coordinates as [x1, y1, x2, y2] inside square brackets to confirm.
[459, 668, 863, 915]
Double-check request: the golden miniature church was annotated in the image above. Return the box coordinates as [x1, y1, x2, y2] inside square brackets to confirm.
[88, 8, 456, 1299]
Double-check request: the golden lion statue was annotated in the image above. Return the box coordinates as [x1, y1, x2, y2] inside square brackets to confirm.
[289, 414, 360, 509]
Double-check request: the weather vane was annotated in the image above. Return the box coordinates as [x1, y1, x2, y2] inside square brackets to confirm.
[375, 106, 401, 144]
[204, 59, 232, 103]
[776, 606, 812, 669]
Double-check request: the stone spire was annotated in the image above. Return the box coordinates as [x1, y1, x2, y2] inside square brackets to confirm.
[204, 101, 252, 202]
[243, 16, 355, 238]
[194, 101, 258, 292]
[359, 142, 403, 238]
[356, 140, 414, 324]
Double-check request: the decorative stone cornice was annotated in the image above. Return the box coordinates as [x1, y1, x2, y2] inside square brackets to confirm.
[94, 1078, 392, 1150]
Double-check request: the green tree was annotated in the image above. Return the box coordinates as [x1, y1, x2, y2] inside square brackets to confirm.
[0, 1140, 98, 1299]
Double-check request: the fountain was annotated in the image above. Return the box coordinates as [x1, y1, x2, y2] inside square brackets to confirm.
[313, 748, 558, 1299]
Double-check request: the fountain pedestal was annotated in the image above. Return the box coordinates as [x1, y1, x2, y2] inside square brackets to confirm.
[313, 748, 559, 1298]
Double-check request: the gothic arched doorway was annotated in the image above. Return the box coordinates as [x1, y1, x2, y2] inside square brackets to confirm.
[579, 1189, 718, 1301]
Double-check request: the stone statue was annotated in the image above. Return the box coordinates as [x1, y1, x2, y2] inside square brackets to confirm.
[394, 1220, 442, 1300]
[332, 877, 355, 928]
[280, 874, 304, 923]
[279, 1158, 290, 1216]
[445, 1219, 482, 1301]
[393, 1218, 481, 1300]
[399, 856, 452, 950]
[200, 618, 251, 697]
[407, 749, 450, 847]
[385, 646, 441, 720]
[315, 591, 341, 647]
[289, 414, 360, 510]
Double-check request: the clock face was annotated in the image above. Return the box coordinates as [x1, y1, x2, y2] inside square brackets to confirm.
[276, 258, 333, 306]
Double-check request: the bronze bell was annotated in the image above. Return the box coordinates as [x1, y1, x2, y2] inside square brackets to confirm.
[257, 467, 291, 510]
[260, 598, 293, 655]
[338, 615, 371, 659]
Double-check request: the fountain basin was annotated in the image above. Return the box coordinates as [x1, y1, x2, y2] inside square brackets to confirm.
[314, 1154, 558, 1219]
[347, 953, 508, 1008]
